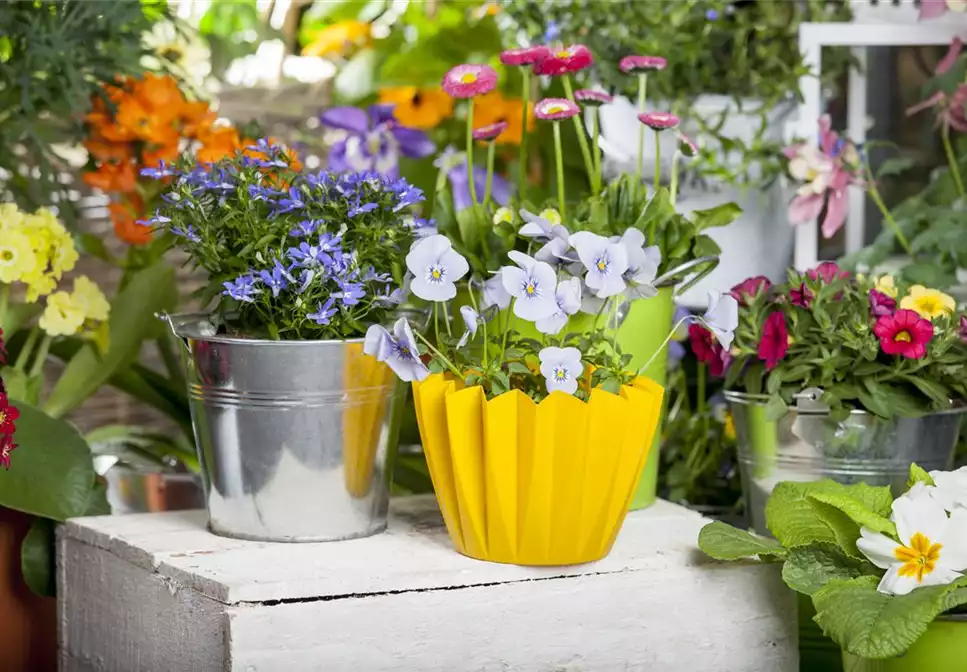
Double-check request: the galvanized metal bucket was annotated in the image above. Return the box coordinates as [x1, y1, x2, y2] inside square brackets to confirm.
[725, 392, 965, 536]
[103, 465, 205, 515]
[160, 313, 403, 542]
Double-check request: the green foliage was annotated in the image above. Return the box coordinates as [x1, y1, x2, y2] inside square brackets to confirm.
[727, 269, 967, 418]
[781, 543, 879, 596]
[908, 463, 935, 489]
[697, 521, 785, 561]
[21, 518, 55, 597]
[0, 0, 165, 223]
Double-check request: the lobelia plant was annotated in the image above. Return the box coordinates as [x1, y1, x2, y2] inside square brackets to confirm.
[719, 263, 967, 420]
[698, 464, 967, 660]
[140, 139, 425, 340]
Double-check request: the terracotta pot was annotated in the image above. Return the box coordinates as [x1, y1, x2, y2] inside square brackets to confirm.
[0, 507, 56, 672]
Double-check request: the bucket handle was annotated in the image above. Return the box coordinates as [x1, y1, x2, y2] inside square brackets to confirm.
[156, 312, 191, 355]
[653, 256, 719, 296]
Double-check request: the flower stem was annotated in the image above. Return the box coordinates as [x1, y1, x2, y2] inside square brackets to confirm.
[441, 301, 452, 337]
[610, 298, 619, 354]
[653, 129, 661, 190]
[414, 331, 464, 381]
[562, 75, 597, 192]
[498, 304, 512, 366]
[15, 328, 38, 372]
[468, 281, 487, 368]
[670, 149, 681, 206]
[636, 73, 649, 186]
[466, 100, 478, 206]
[434, 303, 441, 346]
[696, 363, 706, 415]
[637, 316, 691, 377]
[591, 108, 602, 192]
[0, 284, 9, 330]
[484, 141, 496, 208]
[29, 334, 52, 378]
[862, 156, 912, 256]
[518, 69, 531, 202]
[942, 124, 965, 199]
[553, 122, 566, 217]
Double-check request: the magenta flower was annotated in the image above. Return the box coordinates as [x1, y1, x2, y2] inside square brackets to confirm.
[757, 312, 789, 371]
[869, 289, 897, 317]
[729, 275, 772, 306]
[534, 98, 580, 121]
[959, 315, 967, 343]
[442, 64, 498, 99]
[638, 112, 680, 131]
[500, 46, 551, 67]
[619, 55, 667, 73]
[789, 283, 814, 308]
[473, 121, 509, 142]
[785, 115, 861, 239]
[874, 310, 934, 360]
[907, 39, 967, 133]
[574, 89, 613, 107]
[533, 44, 593, 76]
[807, 261, 850, 284]
[678, 133, 699, 157]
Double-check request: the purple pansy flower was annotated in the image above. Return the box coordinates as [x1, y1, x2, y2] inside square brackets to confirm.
[434, 146, 510, 211]
[321, 105, 436, 178]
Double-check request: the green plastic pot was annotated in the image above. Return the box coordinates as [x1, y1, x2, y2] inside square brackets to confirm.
[841, 617, 967, 671]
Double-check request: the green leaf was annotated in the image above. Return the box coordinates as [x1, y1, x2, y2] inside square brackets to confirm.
[764, 394, 788, 421]
[765, 481, 865, 552]
[44, 263, 177, 418]
[807, 490, 897, 537]
[21, 517, 55, 597]
[690, 202, 742, 230]
[813, 576, 967, 659]
[0, 403, 95, 521]
[908, 463, 935, 489]
[698, 521, 787, 560]
[781, 543, 880, 596]
[899, 263, 959, 291]
[876, 156, 916, 179]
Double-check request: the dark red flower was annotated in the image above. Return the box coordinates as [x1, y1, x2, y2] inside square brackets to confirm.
[757, 312, 789, 370]
[688, 324, 730, 377]
[807, 261, 850, 284]
[0, 434, 16, 470]
[533, 44, 593, 76]
[873, 309, 934, 359]
[960, 315, 967, 343]
[790, 283, 814, 308]
[730, 276, 772, 306]
[869, 289, 897, 317]
[0, 395, 19, 435]
[708, 348, 731, 378]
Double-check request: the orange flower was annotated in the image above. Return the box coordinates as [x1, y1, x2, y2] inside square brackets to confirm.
[110, 194, 151, 246]
[134, 74, 185, 119]
[378, 87, 453, 129]
[180, 100, 215, 138]
[302, 20, 371, 59]
[83, 161, 137, 193]
[142, 142, 181, 169]
[196, 125, 241, 164]
[473, 91, 534, 146]
[83, 137, 132, 163]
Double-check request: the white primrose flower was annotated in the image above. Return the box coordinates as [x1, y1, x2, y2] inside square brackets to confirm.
[363, 318, 430, 382]
[456, 305, 480, 348]
[856, 484, 967, 596]
[519, 208, 569, 241]
[500, 251, 558, 321]
[702, 291, 739, 351]
[482, 273, 511, 310]
[535, 277, 582, 335]
[930, 466, 967, 513]
[569, 231, 629, 298]
[405, 234, 469, 302]
[538, 346, 584, 395]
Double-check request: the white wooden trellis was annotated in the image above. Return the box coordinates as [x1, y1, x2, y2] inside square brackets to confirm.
[794, 0, 967, 270]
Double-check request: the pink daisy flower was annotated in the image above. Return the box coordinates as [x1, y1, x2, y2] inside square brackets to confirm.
[472, 121, 509, 142]
[534, 98, 580, 121]
[677, 133, 699, 157]
[533, 45, 593, 76]
[442, 64, 498, 99]
[638, 112, 680, 131]
[619, 55, 667, 73]
[500, 46, 551, 67]
[574, 89, 613, 107]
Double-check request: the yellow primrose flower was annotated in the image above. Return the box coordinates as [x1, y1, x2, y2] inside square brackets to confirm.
[22, 271, 57, 303]
[492, 207, 513, 225]
[539, 208, 562, 225]
[0, 229, 38, 283]
[71, 276, 110, 322]
[302, 20, 371, 59]
[874, 275, 898, 298]
[51, 232, 79, 276]
[900, 285, 955, 320]
[0, 202, 24, 230]
[39, 291, 86, 337]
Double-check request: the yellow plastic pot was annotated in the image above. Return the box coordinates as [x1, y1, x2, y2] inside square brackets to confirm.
[412, 373, 664, 565]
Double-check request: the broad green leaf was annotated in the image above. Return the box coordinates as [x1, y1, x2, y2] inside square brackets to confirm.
[21, 517, 55, 597]
[813, 575, 967, 659]
[44, 263, 176, 418]
[85, 479, 111, 517]
[698, 521, 786, 560]
[808, 490, 897, 537]
[0, 403, 96, 521]
[781, 543, 879, 596]
[908, 463, 935, 489]
[690, 202, 742, 230]
[766, 481, 867, 552]
[876, 156, 916, 178]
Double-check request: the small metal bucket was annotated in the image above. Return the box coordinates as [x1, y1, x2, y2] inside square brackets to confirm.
[160, 313, 403, 542]
[726, 391, 965, 536]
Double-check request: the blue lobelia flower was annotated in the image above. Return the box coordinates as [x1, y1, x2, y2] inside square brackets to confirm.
[318, 232, 342, 253]
[288, 242, 329, 269]
[333, 279, 366, 306]
[321, 105, 436, 178]
[543, 20, 561, 44]
[172, 224, 201, 243]
[258, 260, 294, 298]
[203, 168, 236, 193]
[249, 184, 284, 202]
[393, 184, 426, 212]
[363, 266, 392, 284]
[290, 219, 322, 238]
[223, 274, 261, 303]
[273, 187, 307, 215]
[137, 210, 171, 227]
[307, 297, 338, 325]
[348, 195, 379, 218]
[140, 161, 177, 179]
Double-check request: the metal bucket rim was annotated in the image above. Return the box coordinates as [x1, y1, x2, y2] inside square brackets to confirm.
[166, 312, 367, 346]
[723, 390, 967, 418]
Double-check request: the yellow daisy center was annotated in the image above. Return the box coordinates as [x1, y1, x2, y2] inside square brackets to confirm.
[895, 532, 942, 583]
[556, 50, 571, 58]
[459, 72, 478, 84]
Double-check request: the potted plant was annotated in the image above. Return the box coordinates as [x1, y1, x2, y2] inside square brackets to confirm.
[144, 141, 425, 542]
[698, 464, 967, 670]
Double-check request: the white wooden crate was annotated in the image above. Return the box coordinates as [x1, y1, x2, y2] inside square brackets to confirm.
[58, 496, 796, 672]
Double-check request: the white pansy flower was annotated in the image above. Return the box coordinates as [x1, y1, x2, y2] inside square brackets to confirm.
[500, 251, 558, 321]
[482, 274, 511, 310]
[569, 231, 629, 298]
[535, 277, 582, 335]
[456, 305, 480, 348]
[405, 234, 469, 302]
[702, 291, 739, 350]
[538, 346, 584, 395]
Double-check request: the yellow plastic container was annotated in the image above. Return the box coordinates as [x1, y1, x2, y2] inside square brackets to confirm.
[412, 373, 664, 565]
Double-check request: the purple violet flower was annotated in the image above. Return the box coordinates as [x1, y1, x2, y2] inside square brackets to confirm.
[321, 105, 435, 178]
[434, 147, 510, 211]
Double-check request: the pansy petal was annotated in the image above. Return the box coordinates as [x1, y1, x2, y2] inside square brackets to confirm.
[501, 266, 528, 297]
[393, 126, 437, 159]
[320, 106, 371, 134]
[440, 247, 470, 282]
